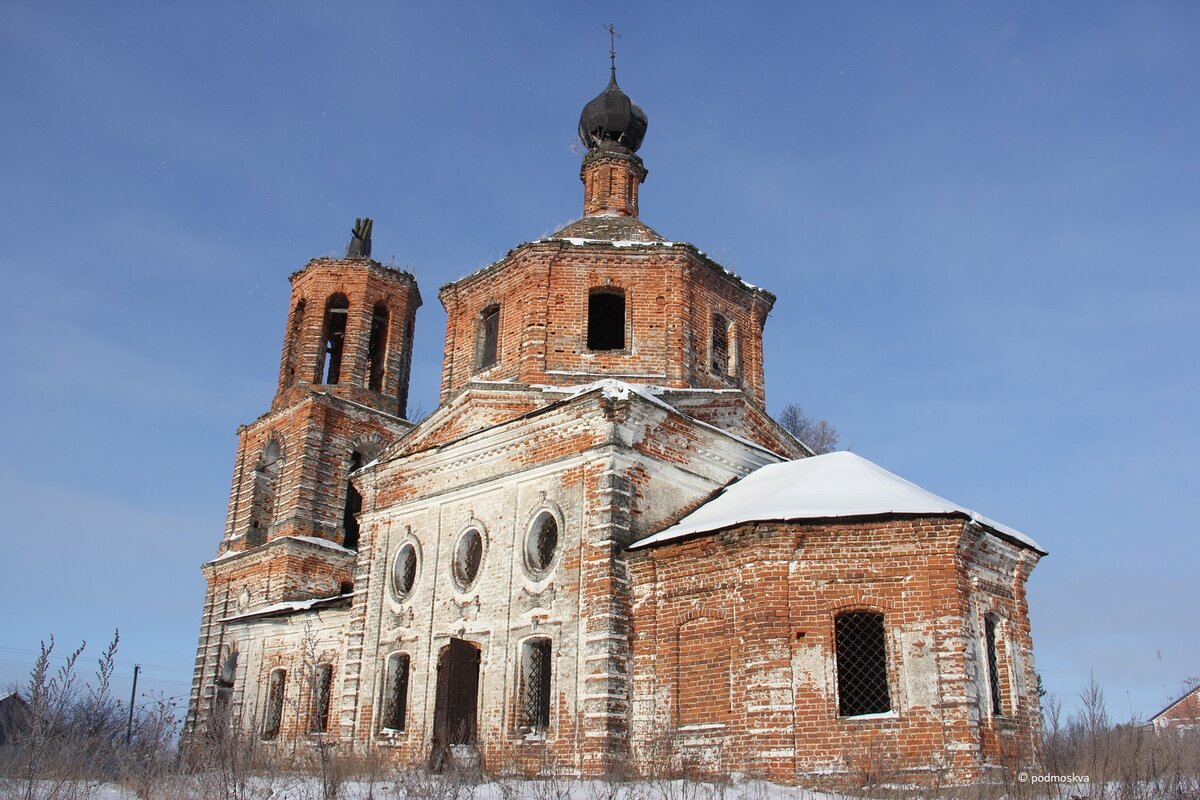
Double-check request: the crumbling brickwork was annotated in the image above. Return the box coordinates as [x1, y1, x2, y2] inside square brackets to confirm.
[185, 74, 1043, 786]
[627, 518, 1041, 786]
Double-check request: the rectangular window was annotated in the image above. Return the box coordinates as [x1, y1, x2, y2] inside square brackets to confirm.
[710, 314, 729, 374]
[835, 612, 891, 717]
[263, 668, 286, 739]
[587, 290, 625, 351]
[478, 305, 500, 369]
[985, 617, 1004, 716]
[382, 653, 410, 731]
[311, 664, 333, 733]
[518, 638, 552, 733]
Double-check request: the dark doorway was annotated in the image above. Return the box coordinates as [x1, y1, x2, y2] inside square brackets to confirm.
[430, 638, 480, 771]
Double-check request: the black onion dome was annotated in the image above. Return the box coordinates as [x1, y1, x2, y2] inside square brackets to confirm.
[578, 69, 648, 153]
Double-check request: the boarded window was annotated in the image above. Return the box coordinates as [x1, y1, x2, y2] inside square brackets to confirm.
[342, 452, 363, 551]
[525, 512, 558, 575]
[392, 542, 418, 599]
[318, 294, 350, 384]
[248, 439, 282, 546]
[367, 302, 389, 391]
[382, 653, 410, 731]
[835, 611, 891, 717]
[710, 313, 730, 374]
[263, 669, 286, 739]
[587, 289, 625, 351]
[676, 615, 731, 726]
[311, 664, 333, 733]
[985, 616, 1004, 716]
[477, 305, 500, 369]
[453, 529, 483, 590]
[518, 638, 552, 733]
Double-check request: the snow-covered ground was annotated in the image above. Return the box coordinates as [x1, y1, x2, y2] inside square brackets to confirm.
[3, 777, 874, 800]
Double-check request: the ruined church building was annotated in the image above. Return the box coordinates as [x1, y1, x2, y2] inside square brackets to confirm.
[185, 62, 1045, 785]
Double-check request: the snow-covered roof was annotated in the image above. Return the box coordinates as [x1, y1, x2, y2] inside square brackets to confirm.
[631, 451, 1044, 553]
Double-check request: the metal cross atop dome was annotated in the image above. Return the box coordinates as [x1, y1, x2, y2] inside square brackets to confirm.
[606, 23, 619, 77]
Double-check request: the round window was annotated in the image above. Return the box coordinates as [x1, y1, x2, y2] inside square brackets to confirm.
[453, 528, 484, 590]
[392, 542, 418, 599]
[525, 512, 559, 575]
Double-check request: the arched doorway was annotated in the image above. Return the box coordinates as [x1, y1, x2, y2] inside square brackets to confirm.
[430, 638, 480, 770]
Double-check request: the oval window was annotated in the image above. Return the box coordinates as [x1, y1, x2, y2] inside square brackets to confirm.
[453, 528, 483, 590]
[392, 542, 418, 599]
[525, 512, 559, 576]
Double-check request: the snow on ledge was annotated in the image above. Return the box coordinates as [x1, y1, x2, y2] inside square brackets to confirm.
[287, 535, 356, 555]
[631, 451, 1044, 553]
[221, 592, 351, 623]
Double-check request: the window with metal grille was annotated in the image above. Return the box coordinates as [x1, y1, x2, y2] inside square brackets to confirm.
[711, 313, 730, 374]
[985, 616, 1004, 716]
[263, 668, 286, 739]
[835, 611, 891, 717]
[382, 653, 410, 731]
[318, 294, 349, 384]
[525, 512, 559, 576]
[518, 638, 552, 733]
[587, 289, 625, 351]
[453, 528, 483, 590]
[392, 542, 418, 599]
[367, 302, 389, 391]
[311, 664, 333, 733]
[477, 305, 500, 369]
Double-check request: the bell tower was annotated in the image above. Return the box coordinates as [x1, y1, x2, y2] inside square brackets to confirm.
[186, 220, 421, 735]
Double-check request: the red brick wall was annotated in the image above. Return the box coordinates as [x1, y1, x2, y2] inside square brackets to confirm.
[628, 516, 1042, 785]
[437, 243, 774, 409]
[275, 258, 421, 419]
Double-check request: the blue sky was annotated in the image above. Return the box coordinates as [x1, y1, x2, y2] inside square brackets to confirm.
[1, 2, 1197, 723]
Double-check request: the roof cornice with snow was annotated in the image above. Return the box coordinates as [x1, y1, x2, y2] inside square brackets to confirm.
[631, 451, 1045, 554]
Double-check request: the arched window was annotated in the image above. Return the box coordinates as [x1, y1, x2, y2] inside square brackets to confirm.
[381, 653, 410, 732]
[984, 615, 1005, 716]
[284, 299, 306, 386]
[317, 294, 350, 385]
[835, 611, 891, 717]
[477, 304, 500, 370]
[517, 638, 552, 734]
[248, 439, 282, 547]
[587, 289, 625, 351]
[342, 452, 363, 551]
[310, 664, 333, 734]
[367, 302, 389, 392]
[214, 645, 238, 716]
[262, 668, 286, 739]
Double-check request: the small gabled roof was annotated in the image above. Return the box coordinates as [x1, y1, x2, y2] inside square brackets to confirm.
[1149, 685, 1200, 723]
[632, 450, 1044, 553]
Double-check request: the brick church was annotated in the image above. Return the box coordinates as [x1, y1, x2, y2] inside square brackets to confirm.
[185, 63, 1046, 785]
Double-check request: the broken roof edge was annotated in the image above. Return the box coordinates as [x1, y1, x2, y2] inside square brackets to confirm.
[204, 534, 357, 568]
[288, 255, 420, 289]
[220, 591, 354, 624]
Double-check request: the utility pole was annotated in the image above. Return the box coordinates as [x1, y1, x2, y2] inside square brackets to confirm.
[126, 664, 140, 744]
